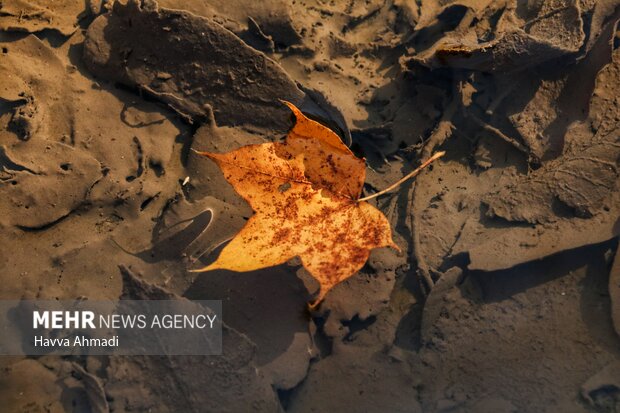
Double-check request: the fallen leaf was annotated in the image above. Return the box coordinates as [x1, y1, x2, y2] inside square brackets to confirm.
[192, 101, 399, 306]
[83, 1, 305, 131]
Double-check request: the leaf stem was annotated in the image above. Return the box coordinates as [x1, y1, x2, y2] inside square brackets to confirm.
[357, 151, 446, 202]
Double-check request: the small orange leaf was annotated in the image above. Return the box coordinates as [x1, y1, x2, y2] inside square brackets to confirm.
[193, 101, 399, 307]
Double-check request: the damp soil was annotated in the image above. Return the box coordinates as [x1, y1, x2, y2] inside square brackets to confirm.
[0, 0, 619, 412]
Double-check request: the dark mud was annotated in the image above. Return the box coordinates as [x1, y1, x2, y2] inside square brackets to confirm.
[0, 0, 619, 412]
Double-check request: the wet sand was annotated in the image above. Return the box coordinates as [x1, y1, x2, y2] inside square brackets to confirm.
[0, 0, 619, 412]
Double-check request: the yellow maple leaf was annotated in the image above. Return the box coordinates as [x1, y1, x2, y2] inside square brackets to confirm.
[193, 101, 443, 307]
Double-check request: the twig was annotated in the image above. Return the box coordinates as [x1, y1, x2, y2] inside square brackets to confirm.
[469, 113, 529, 155]
[420, 77, 462, 159]
[522, 6, 570, 30]
[358, 151, 446, 202]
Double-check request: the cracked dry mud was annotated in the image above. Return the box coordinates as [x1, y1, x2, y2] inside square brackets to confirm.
[0, 0, 619, 412]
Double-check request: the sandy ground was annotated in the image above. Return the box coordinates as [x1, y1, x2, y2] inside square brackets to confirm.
[0, 0, 619, 412]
